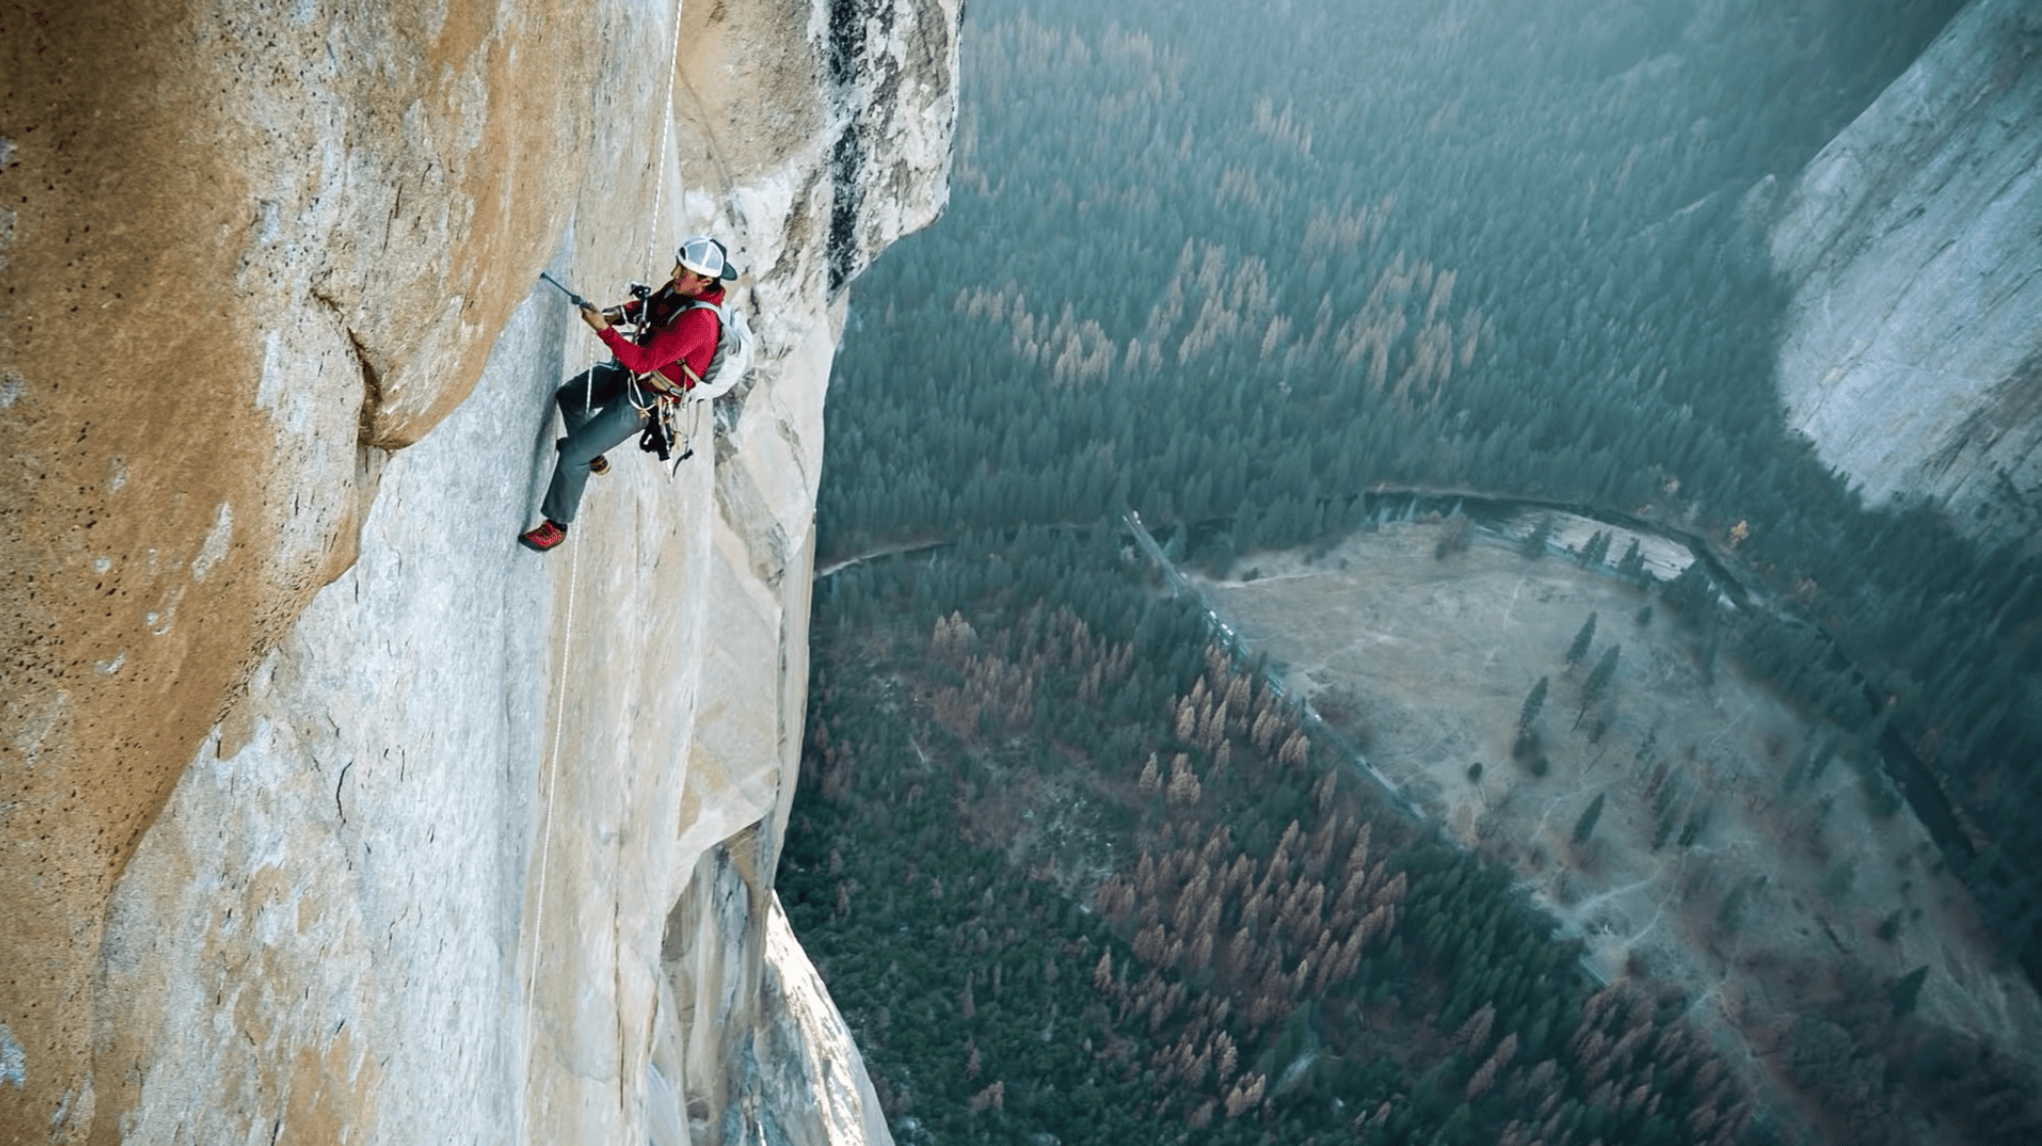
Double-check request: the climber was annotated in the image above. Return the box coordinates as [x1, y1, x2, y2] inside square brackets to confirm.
[518, 236, 738, 553]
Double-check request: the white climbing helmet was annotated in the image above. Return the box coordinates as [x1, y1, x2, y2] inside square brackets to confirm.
[676, 235, 738, 281]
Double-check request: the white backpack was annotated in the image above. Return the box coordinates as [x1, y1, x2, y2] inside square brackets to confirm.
[682, 300, 754, 400]
[649, 299, 755, 466]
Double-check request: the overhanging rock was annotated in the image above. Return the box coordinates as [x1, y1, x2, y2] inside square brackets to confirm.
[0, 0, 959, 1141]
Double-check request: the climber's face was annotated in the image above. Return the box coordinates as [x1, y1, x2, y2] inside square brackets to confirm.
[673, 263, 717, 298]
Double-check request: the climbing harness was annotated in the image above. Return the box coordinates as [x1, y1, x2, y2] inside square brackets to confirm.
[605, 291, 754, 470]
[627, 370, 692, 468]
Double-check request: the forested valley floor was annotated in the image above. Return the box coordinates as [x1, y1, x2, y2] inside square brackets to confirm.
[785, 527, 2038, 1144]
[789, 534, 1750, 1145]
[785, 0, 2042, 1141]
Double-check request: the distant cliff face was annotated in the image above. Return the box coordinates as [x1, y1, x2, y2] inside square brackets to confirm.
[0, 0, 956, 1142]
[1770, 0, 2042, 543]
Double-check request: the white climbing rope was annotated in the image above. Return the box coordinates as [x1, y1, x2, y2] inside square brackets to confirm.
[581, 0, 686, 413]
[521, 4, 684, 1140]
[520, 526, 578, 1138]
[647, 0, 684, 275]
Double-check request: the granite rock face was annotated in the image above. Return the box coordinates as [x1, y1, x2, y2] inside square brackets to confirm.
[0, 0, 957, 1141]
[1770, 0, 2042, 544]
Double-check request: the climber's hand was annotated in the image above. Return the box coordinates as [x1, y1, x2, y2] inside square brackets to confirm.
[578, 302, 611, 332]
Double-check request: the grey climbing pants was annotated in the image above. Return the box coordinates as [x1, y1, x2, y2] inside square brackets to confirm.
[541, 362, 648, 525]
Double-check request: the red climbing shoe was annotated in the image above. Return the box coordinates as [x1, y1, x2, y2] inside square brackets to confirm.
[518, 521, 567, 552]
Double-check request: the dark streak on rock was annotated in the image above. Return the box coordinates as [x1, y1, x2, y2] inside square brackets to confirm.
[335, 758, 354, 825]
[827, 128, 863, 296]
[825, 0, 911, 295]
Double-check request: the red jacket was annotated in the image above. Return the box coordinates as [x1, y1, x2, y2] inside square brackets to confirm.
[598, 283, 725, 394]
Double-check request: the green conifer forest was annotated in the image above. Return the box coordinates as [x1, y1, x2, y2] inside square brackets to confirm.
[781, 0, 2040, 1141]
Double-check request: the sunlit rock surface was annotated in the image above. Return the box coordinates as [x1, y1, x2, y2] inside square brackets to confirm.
[1770, 0, 2042, 543]
[0, 0, 957, 1141]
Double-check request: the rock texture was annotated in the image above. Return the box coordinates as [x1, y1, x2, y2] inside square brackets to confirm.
[0, 0, 957, 1141]
[1770, 0, 2042, 543]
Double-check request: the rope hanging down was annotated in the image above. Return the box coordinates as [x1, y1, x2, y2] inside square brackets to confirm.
[647, 0, 683, 274]
[521, 524, 579, 1031]
[520, 3, 683, 1140]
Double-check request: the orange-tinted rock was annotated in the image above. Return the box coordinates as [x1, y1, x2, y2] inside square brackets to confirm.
[0, 1, 957, 1140]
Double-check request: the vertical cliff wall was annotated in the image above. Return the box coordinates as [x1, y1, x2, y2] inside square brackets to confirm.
[0, 1, 958, 1142]
[1770, 0, 2042, 543]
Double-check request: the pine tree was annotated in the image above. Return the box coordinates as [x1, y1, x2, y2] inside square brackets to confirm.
[1573, 793, 1607, 843]
[1617, 538, 1646, 579]
[1564, 613, 1599, 668]
[1577, 530, 1611, 567]
[1666, 561, 1715, 622]
[1453, 1002, 1497, 1053]
[1518, 676, 1549, 732]
[1139, 754, 1162, 794]
[1578, 644, 1621, 727]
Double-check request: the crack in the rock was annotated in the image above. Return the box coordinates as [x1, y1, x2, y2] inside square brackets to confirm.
[311, 288, 383, 444]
